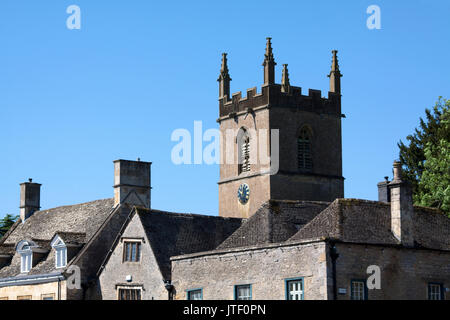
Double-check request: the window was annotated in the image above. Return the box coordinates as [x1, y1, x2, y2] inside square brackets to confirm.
[238, 130, 251, 174]
[55, 246, 67, 268]
[17, 240, 34, 273]
[187, 289, 203, 300]
[118, 288, 142, 300]
[20, 252, 32, 273]
[428, 283, 444, 300]
[51, 236, 68, 269]
[351, 280, 367, 300]
[235, 285, 252, 300]
[285, 278, 304, 300]
[123, 241, 141, 262]
[17, 295, 32, 300]
[298, 127, 312, 171]
[41, 294, 55, 300]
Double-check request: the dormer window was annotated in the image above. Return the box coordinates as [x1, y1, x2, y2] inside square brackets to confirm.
[51, 236, 67, 269]
[55, 246, 67, 268]
[16, 241, 35, 273]
[21, 251, 32, 273]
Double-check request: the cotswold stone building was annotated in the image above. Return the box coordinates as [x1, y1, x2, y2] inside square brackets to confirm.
[0, 39, 449, 300]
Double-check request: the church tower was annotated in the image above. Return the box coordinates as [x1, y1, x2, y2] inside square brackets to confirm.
[218, 38, 344, 218]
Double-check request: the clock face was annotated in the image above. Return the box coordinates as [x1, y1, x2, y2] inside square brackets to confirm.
[237, 183, 250, 205]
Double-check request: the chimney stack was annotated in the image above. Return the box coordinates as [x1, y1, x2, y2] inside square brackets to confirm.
[377, 176, 391, 202]
[114, 159, 151, 209]
[388, 161, 414, 247]
[20, 179, 41, 223]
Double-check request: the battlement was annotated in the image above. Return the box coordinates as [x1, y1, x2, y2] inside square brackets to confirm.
[217, 40, 342, 121]
[219, 84, 341, 119]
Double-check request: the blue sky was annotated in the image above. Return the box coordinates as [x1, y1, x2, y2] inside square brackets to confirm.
[1, 0, 449, 218]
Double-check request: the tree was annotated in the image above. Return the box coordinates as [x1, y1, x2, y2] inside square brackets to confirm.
[0, 214, 19, 239]
[398, 97, 450, 215]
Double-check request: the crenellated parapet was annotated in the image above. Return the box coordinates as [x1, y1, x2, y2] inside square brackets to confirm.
[219, 84, 341, 120]
[218, 39, 342, 121]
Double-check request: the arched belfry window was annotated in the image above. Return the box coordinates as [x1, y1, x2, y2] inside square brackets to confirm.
[298, 127, 312, 171]
[238, 129, 251, 174]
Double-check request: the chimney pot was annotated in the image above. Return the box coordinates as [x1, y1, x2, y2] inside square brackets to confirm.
[389, 161, 414, 247]
[392, 161, 402, 182]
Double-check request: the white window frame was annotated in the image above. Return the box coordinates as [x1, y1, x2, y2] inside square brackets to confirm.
[51, 236, 68, 269]
[428, 283, 443, 300]
[54, 246, 67, 269]
[286, 278, 304, 300]
[20, 251, 32, 273]
[16, 241, 34, 273]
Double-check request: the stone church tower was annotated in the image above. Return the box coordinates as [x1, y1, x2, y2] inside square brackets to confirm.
[218, 38, 344, 218]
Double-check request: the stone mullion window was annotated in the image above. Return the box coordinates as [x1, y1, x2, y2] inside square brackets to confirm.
[298, 128, 312, 171]
[123, 241, 141, 262]
[118, 288, 142, 300]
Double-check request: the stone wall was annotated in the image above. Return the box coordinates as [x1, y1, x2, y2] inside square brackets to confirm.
[334, 243, 450, 300]
[171, 240, 329, 300]
[219, 108, 271, 218]
[0, 280, 67, 300]
[97, 213, 167, 300]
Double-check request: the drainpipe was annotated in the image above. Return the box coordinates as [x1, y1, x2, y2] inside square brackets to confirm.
[164, 280, 174, 300]
[57, 278, 61, 300]
[329, 242, 339, 300]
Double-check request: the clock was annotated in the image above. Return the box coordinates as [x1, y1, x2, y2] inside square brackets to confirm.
[237, 183, 250, 205]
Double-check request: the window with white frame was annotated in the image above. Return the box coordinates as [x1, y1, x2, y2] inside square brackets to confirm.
[55, 246, 67, 268]
[51, 236, 67, 268]
[351, 280, 367, 300]
[235, 285, 252, 300]
[286, 278, 304, 300]
[428, 283, 443, 300]
[20, 251, 32, 273]
[17, 241, 33, 273]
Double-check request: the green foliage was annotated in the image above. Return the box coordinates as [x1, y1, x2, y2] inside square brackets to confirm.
[0, 214, 19, 239]
[398, 97, 450, 216]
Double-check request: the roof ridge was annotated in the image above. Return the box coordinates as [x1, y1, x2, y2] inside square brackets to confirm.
[137, 208, 242, 220]
[35, 198, 114, 214]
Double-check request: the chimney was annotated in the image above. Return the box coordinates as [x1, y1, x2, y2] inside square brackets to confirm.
[388, 161, 414, 247]
[20, 179, 41, 223]
[114, 159, 151, 209]
[377, 176, 391, 202]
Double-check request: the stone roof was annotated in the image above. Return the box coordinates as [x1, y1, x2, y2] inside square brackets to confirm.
[54, 232, 86, 246]
[0, 199, 114, 279]
[289, 198, 450, 251]
[0, 244, 14, 256]
[217, 200, 330, 250]
[135, 208, 243, 280]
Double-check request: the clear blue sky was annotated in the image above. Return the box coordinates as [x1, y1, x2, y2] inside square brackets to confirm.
[1, 0, 449, 218]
